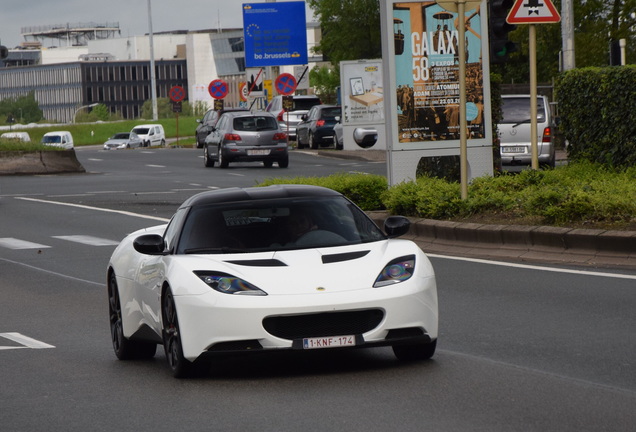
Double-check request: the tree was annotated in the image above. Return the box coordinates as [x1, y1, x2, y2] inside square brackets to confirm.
[306, 0, 382, 65]
[309, 65, 340, 103]
[0, 91, 43, 124]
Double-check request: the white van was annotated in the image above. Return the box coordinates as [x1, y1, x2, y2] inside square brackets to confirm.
[131, 124, 165, 147]
[498, 95, 555, 168]
[41, 131, 74, 149]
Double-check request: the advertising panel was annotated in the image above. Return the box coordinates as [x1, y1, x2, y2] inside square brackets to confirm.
[242, 2, 308, 67]
[340, 60, 385, 125]
[393, 2, 487, 145]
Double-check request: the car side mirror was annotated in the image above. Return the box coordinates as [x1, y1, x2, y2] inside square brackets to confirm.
[384, 216, 411, 238]
[301, 114, 308, 121]
[133, 234, 166, 255]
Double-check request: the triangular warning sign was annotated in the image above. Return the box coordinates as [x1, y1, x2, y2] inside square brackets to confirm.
[507, 0, 561, 24]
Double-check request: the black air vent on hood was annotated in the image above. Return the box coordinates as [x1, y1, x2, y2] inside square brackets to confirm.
[322, 250, 370, 264]
[225, 259, 287, 267]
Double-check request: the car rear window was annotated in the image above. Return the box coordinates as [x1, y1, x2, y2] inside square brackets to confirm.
[233, 116, 278, 131]
[501, 98, 546, 124]
[322, 107, 342, 118]
[293, 98, 321, 111]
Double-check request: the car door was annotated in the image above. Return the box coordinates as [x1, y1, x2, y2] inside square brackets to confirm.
[297, 107, 315, 144]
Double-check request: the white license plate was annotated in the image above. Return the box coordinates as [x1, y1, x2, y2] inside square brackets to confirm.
[303, 335, 356, 349]
[501, 146, 526, 153]
[247, 149, 270, 156]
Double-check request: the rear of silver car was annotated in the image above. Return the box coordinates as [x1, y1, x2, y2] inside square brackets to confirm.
[498, 95, 555, 168]
[219, 113, 288, 167]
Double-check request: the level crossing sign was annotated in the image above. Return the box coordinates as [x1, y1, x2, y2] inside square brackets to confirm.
[507, 0, 561, 24]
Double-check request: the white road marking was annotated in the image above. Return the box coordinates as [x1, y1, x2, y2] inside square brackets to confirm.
[14, 197, 170, 222]
[0, 257, 103, 286]
[52, 235, 120, 246]
[0, 332, 55, 350]
[145, 164, 166, 168]
[428, 254, 636, 280]
[0, 238, 50, 250]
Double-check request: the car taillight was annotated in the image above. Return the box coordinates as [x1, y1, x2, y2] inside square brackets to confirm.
[316, 120, 325, 127]
[277, 110, 285, 122]
[224, 133, 241, 141]
[273, 133, 287, 140]
[542, 127, 552, 143]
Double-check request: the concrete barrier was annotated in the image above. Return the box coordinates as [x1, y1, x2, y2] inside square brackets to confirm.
[0, 150, 85, 175]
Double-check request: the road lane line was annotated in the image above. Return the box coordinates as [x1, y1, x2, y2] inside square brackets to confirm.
[52, 235, 120, 246]
[0, 257, 103, 286]
[14, 197, 170, 222]
[0, 238, 51, 250]
[0, 332, 55, 349]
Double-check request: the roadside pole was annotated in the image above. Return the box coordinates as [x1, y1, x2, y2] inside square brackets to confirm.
[530, 24, 538, 169]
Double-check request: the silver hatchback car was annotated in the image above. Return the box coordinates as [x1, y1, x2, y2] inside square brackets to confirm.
[203, 111, 289, 168]
[498, 95, 556, 168]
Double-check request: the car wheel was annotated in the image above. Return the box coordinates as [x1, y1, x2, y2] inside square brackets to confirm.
[161, 139, 166, 147]
[203, 146, 215, 167]
[392, 339, 437, 361]
[162, 289, 197, 378]
[108, 271, 157, 360]
[263, 160, 274, 168]
[278, 156, 289, 168]
[335, 135, 343, 150]
[309, 132, 318, 150]
[218, 146, 229, 168]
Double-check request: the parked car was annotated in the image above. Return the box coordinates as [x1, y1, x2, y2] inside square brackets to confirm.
[107, 184, 439, 377]
[103, 132, 143, 150]
[1, 131, 31, 142]
[203, 111, 289, 168]
[41, 131, 74, 149]
[195, 108, 249, 148]
[498, 95, 555, 168]
[131, 124, 165, 147]
[296, 105, 342, 150]
[265, 95, 321, 141]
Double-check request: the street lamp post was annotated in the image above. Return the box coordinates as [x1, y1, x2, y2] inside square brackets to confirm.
[72, 103, 99, 123]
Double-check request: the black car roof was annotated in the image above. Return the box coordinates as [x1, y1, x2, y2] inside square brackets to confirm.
[180, 184, 342, 208]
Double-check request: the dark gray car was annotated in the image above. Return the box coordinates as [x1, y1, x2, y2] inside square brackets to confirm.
[203, 111, 289, 168]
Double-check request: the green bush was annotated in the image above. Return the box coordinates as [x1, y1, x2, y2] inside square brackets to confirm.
[556, 66, 636, 167]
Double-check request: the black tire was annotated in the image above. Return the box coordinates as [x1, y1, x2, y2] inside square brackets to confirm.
[334, 135, 343, 150]
[263, 160, 274, 168]
[392, 339, 437, 361]
[309, 132, 318, 150]
[108, 271, 157, 360]
[278, 156, 289, 168]
[203, 146, 215, 167]
[218, 146, 229, 168]
[296, 134, 305, 149]
[161, 139, 166, 147]
[162, 289, 197, 378]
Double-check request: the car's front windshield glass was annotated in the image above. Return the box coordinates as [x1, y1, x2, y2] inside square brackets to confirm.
[177, 196, 385, 254]
[42, 136, 61, 143]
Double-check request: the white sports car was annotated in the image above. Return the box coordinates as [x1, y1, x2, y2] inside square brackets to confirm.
[107, 185, 438, 377]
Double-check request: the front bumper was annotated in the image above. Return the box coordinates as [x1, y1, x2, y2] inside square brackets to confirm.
[174, 276, 438, 361]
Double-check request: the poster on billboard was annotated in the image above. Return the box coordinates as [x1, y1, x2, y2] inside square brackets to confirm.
[340, 60, 385, 125]
[392, 2, 487, 146]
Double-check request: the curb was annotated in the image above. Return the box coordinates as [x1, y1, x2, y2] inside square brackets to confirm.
[368, 211, 636, 270]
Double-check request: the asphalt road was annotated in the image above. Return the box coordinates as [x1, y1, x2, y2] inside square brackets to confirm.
[1, 147, 635, 431]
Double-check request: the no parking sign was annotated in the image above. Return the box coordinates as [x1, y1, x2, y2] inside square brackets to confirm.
[275, 73, 297, 95]
[208, 79, 229, 100]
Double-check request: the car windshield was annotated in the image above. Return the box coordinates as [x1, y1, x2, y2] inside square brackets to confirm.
[501, 98, 546, 124]
[133, 128, 149, 134]
[42, 135, 61, 143]
[177, 196, 386, 254]
[113, 133, 130, 139]
[233, 116, 278, 131]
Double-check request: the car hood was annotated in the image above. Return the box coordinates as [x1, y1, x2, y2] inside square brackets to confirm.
[171, 241, 428, 296]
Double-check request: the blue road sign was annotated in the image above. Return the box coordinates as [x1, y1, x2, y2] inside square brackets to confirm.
[242, 2, 308, 67]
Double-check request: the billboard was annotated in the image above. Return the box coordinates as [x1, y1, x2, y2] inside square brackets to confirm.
[392, 2, 488, 147]
[242, 2, 308, 67]
[340, 60, 384, 125]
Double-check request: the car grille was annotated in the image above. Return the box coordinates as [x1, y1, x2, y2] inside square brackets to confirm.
[263, 309, 384, 340]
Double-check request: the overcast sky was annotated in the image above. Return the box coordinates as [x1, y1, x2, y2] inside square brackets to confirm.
[1, 0, 315, 49]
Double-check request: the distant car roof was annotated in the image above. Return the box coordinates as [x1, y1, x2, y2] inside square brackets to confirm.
[180, 185, 341, 208]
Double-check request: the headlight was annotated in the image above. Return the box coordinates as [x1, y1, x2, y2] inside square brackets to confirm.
[374, 255, 415, 287]
[194, 271, 267, 296]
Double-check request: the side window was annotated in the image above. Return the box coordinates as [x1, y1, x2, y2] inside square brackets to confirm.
[164, 208, 189, 253]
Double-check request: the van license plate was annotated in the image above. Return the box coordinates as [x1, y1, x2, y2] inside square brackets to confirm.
[303, 335, 356, 349]
[247, 149, 270, 156]
[502, 147, 525, 153]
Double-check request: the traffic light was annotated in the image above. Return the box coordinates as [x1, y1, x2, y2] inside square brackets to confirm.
[0, 45, 9, 59]
[488, 0, 518, 63]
